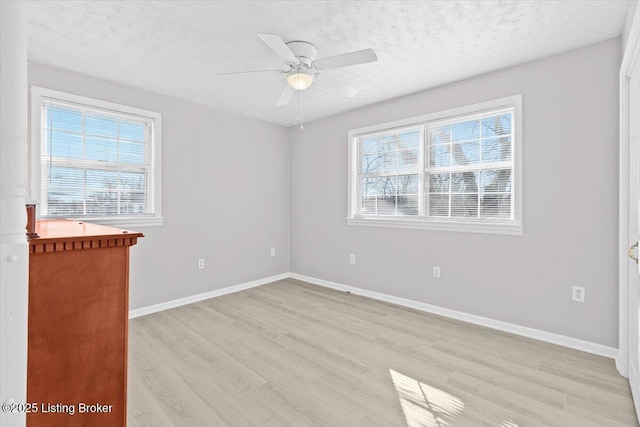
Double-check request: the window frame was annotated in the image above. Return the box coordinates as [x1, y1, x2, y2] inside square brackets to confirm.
[30, 86, 163, 227]
[347, 95, 523, 235]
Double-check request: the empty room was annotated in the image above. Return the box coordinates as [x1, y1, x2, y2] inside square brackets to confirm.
[2, 0, 640, 426]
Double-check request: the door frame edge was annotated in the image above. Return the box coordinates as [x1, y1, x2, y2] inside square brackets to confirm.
[618, 4, 640, 378]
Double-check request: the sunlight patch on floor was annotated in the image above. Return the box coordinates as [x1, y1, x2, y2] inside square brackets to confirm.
[390, 369, 465, 427]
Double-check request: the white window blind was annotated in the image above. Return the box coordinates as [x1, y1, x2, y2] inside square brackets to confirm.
[426, 109, 513, 220]
[360, 127, 421, 216]
[38, 97, 156, 220]
[348, 95, 522, 235]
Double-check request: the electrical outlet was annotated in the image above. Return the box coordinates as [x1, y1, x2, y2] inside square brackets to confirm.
[198, 259, 205, 270]
[433, 266, 441, 279]
[572, 286, 585, 303]
[270, 248, 276, 257]
[349, 254, 356, 264]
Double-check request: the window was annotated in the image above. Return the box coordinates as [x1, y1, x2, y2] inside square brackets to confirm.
[348, 95, 522, 235]
[30, 87, 162, 227]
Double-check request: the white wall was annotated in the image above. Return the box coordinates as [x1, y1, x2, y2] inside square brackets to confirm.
[289, 38, 621, 347]
[29, 62, 290, 310]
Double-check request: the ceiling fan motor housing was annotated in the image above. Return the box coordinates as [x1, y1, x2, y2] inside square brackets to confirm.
[285, 41, 318, 67]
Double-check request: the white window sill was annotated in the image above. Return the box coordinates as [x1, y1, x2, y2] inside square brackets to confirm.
[41, 216, 164, 229]
[346, 217, 523, 236]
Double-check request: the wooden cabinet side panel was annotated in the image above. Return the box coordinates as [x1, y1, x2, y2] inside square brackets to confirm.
[27, 246, 128, 427]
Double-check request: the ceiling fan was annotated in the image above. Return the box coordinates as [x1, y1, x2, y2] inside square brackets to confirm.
[219, 34, 377, 107]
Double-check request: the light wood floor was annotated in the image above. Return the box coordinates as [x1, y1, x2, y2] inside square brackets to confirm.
[127, 279, 638, 426]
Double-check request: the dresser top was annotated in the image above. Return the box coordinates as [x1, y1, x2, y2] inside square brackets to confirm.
[35, 219, 143, 240]
[30, 220, 143, 252]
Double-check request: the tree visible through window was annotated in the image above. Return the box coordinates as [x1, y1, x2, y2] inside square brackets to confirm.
[426, 110, 513, 219]
[360, 127, 421, 216]
[350, 97, 520, 234]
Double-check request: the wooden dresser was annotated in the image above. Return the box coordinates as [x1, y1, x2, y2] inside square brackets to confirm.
[27, 220, 143, 427]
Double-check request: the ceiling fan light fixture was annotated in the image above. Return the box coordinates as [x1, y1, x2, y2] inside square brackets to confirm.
[286, 71, 314, 91]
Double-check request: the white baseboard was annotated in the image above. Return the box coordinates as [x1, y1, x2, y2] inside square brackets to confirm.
[128, 273, 290, 319]
[289, 273, 619, 360]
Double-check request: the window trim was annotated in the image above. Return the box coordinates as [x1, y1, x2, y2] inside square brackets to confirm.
[29, 86, 163, 228]
[347, 95, 523, 235]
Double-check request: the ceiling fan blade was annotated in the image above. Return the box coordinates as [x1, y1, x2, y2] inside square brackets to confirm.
[257, 34, 300, 65]
[314, 48, 377, 70]
[218, 69, 284, 76]
[276, 84, 295, 106]
[318, 74, 359, 98]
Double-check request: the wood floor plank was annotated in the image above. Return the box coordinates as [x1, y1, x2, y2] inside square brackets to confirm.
[128, 333, 230, 426]
[128, 280, 638, 426]
[127, 374, 176, 427]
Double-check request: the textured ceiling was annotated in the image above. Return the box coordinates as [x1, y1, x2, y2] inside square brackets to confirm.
[27, 1, 628, 127]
